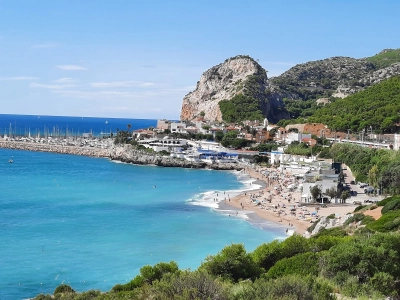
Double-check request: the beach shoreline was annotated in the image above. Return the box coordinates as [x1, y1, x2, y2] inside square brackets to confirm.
[215, 165, 357, 236]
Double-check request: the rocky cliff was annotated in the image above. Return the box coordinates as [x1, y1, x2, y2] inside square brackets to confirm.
[180, 55, 289, 123]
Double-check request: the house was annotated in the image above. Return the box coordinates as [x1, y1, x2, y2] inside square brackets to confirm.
[156, 119, 170, 130]
[170, 122, 187, 134]
[255, 129, 270, 143]
[285, 132, 312, 144]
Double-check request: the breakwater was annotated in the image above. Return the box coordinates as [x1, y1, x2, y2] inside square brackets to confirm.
[0, 139, 242, 171]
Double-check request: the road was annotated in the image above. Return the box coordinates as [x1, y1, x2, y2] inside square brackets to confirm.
[342, 164, 384, 204]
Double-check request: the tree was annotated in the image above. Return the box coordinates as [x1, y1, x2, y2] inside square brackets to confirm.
[368, 164, 379, 189]
[340, 190, 350, 204]
[325, 187, 337, 201]
[199, 244, 263, 282]
[309, 185, 322, 202]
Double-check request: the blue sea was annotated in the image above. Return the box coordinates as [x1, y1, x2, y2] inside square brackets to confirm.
[0, 115, 284, 299]
[0, 114, 157, 137]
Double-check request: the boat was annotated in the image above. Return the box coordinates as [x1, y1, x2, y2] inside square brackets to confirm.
[9, 159, 13, 163]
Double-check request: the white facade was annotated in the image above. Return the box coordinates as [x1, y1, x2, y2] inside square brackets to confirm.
[170, 122, 187, 133]
[138, 138, 187, 152]
[285, 132, 312, 144]
[394, 133, 400, 150]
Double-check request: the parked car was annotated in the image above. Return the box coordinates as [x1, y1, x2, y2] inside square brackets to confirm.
[359, 183, 368, 188]
[364, 186, 375, 193]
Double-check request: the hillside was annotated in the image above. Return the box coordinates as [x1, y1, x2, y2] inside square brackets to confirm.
[180, 49, 400, 124]
[307, 76, 400, 133]
[366, 48, 400, 69]
[180, 55, 289, 123]
[270, 48, 400, 120]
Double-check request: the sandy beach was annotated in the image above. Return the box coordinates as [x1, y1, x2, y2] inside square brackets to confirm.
[219, 164, 357, 236]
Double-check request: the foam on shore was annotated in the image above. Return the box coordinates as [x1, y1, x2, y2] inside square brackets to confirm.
[187, 169, 286, 236]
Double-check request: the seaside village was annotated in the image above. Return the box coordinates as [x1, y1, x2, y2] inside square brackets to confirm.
[127, 118, 391, 236]
[2, 117, 392, 236]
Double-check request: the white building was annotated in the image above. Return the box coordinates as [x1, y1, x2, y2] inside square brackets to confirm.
[170, 122, 187, 133]
[285, 132, 312, 144]
[138, 137, 187, 152]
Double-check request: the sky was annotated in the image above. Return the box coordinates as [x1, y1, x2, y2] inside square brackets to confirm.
[0, 0, 399, 120]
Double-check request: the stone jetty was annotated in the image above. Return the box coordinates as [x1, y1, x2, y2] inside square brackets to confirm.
[0, 138, 243, 171]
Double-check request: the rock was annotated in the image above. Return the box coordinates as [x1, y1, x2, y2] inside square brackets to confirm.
[180, 55, 289, 123]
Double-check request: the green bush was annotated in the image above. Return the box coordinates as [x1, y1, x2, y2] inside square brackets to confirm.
[236, 275, 335, 300]
[377, 195, 400, 207]
[200, 244, 263, 282]
[265, 252, 320, 279]
[313, 227, 347, 238]
[381, 198, 400, 214]
[252, 240, 283, 272]
[151, 270, 229, 300]
[54, 284, 75, 294]
[369, 272, 397, 297]
[367, 210, 400, 232]
[361, 215, 375, 225]
[309, 235, 347, 252]
[354, 205, 367, 212]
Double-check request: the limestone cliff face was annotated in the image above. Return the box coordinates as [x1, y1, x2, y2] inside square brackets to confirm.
[180, 55, 289, 123]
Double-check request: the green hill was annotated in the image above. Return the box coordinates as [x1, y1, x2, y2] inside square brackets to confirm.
[307, 76, 400, 133]
[366, 48, 400, 69]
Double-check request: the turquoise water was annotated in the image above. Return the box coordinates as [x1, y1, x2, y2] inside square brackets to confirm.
[0, 149, 284, 299]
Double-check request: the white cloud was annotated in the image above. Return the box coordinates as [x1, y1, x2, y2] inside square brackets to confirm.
[57, 65, 88, 71]
[32, 42, 58, 49]
[89, 81, 155, 88]
[30, 82, 76, 89]
[53, 78, 75, 83]
[0, 76, 39, 81]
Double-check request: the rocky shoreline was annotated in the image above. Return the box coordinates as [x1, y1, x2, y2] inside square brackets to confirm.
[0, 140, 243, 171]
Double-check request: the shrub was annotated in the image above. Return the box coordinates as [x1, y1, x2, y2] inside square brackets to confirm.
[265, 252, 320, 279]
[54, 284, 75, 294]
[381, 198, 400, 214]
[354, 226, 374, 235]
[367, 210, 400, 232]
[360, 215, 375, 225]
[369, 272, 397, 297]
[151, 270, 229, 300]
[377, 195, 400, 207]
[313, 227, 347, 238]
[252, 240, 282, 272]
[354, 205, 367, 212]
[200, 244, 263, 282]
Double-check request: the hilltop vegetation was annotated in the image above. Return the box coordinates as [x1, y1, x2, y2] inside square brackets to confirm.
[270, 48, 400, 123]
[306, 76, 400, 133]
[218, 72, 269, 123]
[366, 48, 400, 69]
